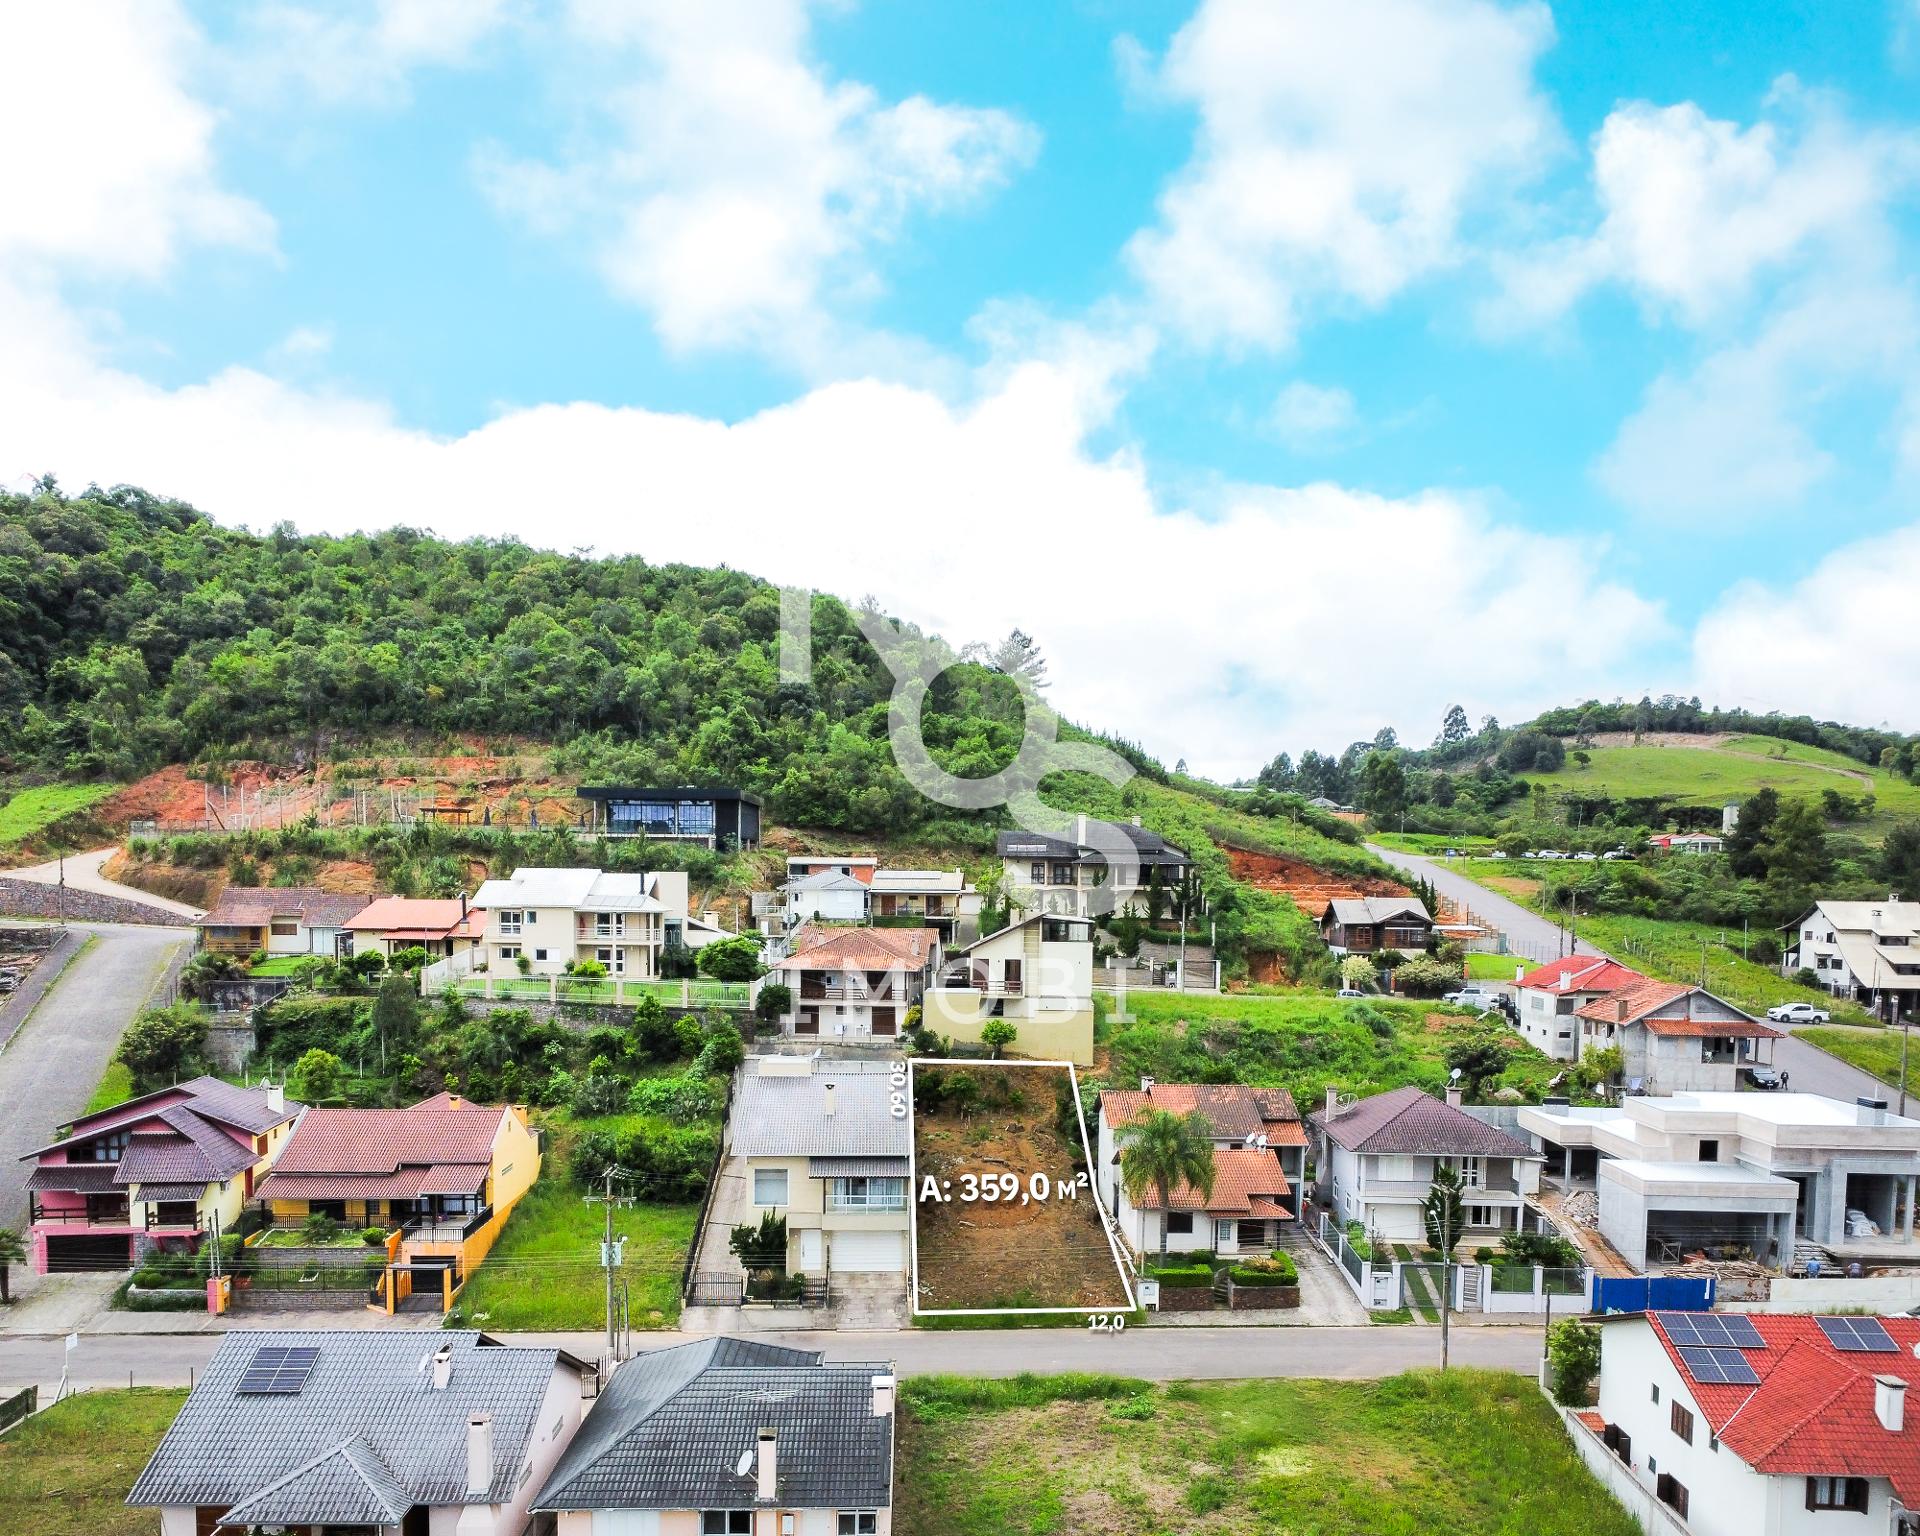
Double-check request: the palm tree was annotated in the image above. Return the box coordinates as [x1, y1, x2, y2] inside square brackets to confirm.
[1118, 1110, 1217, 1261]
[0, 1227, 25, 1304]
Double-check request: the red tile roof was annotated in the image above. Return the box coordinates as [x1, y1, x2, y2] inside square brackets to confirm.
[1515, 958, 1647, 995]
[1133, 1147, 1292, 1215]
[1573, 977, 1696, 1024]
[255, 1096, 506, 1203]
[342, 897, 485, 939]
[1102, 1083, 1308, 1148]
[199, 886, 373, 929]
[1644, 1015, 1782, 1039]
[774, 925, 938, 971]
[1643, 1312, 1920, 1503]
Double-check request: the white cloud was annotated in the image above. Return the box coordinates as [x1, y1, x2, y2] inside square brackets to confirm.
[473, 0, 1038, 363]
[1269, 381, 1360, 452]
[0, 1, 272, 284]
[1692, 521, 1920, 728]
[1126, 0, 1559, 351]
[0, 281, 1669, 777]
[223, 0, 515, 107]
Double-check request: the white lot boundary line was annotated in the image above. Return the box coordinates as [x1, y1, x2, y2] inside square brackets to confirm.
[908, 1056, 1137, 1318]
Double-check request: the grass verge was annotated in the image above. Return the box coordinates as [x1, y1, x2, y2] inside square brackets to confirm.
[84, 1060, 136, 1115]
[1793, 1026, 1920, 1093]
[0, 1388, 186, 1536]
[0, 783, 118, 855]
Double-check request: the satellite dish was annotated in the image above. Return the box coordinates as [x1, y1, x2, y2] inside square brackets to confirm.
[1449, 1068, 1462, 1082]
[735, 1449, 754, 1478]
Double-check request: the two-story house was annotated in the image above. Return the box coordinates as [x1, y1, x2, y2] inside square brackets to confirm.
[785, 870, 872, 928]
[1317, 897, 1434, 955]
[922, 913, 1096, 1065]
[1513, 957, 1649, 1060]
[1096, 1081, 1307, 1199]
[1522, 1091, 1920, 1270]
[1781, 899, 1920, 1019]
[1570, 1310, 1920, 1536]
[1574, 978, 1780, 1094]
[723, 1058, 912, 1284]
[129, 1330, 591, 1536]
[997, 815, 1191, 920]
[578, 784, 763, 849]
[471, 866, 727, 979]
[869, 868, 981, 945]
[196, 887, 369, 958]
[21, 1077, 299, 1274]
[534, 1338, 897, 1536]
[1310, 1085, 1542, 1243]
[768, 925, 938, 1041]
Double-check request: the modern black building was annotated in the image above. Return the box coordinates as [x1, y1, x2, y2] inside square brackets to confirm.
[578, 785, 763, 849]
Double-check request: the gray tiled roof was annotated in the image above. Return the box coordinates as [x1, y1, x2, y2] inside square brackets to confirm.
[1311, 1085, 1539, 1159]
[1324, 897, 1433, 926]
[216, 1438, 411, 1528]
[996, 824, 1189, 865]
[809, 1156, 909, 1177]
[730, 1068, 910, 1160]
[127, 1331, 581, 1515]
[21, 1077, 297, 1161]
[533, 1340, 893, 1514]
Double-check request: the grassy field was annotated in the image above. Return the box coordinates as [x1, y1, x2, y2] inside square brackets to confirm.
[445, 1112, 701, 1331]
[1465, 952, 1531, 981]
[0, 783, 118, 855]
[1794, 1026, 1920, 1093]
[0, 1389, 186, 1536]
[83, 1061, 136, 1114]
[1102, 991, 1570, 1107]
[1370, 832, 1500, 855]
[895, 1370, 1639, 1536]
[1518, 735, 1920, 839]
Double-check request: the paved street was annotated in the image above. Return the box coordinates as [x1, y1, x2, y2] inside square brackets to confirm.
[1367, 843, 1600, 964]
[0, 921, 191, 1233]
[1771, 1028, 1907, 1107]
[0, 1322, 1544, 1396]
[2, 846, 204, 920]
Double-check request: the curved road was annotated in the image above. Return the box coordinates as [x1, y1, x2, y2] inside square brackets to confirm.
[2, 846, 204, 920]
[1369, 842, 1891, 1104]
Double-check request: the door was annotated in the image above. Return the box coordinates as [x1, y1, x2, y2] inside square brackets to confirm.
[799, 1228, 824, 1271]
[1002, 958, 1022, 995]
[44, 1234, 133, 1272]
[871, 1007, 896, 1036]
[831, 1230, 904, 1272]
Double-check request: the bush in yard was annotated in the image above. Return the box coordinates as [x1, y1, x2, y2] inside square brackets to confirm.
[1338, 954, 1376, 990]
[1548, 1317, 1603, 1404]
[754, 982, 792, 1029]
[730, 1211, 788, 1271]
[180, 949, 243, 1001]
[389, 945, 430, 973]
[572, 1122, 720, 1202]
[696, 936, 764, 982]
[627, 1072, 722, 1124]
[569, 1072, 629, 1118]
[979, 1019, 1017, 1058]
[630, 994, 680, 1062]
[1229, 1254, 1297, 1286]
[660, 942, 699, 979]
[300, 1213, 344, 1245]
[290, 1047, 344, 1103]
[1795, 967, 1819, 987]
[694, 1021, 746, 1077]
[345, 948, 386, 979]
[116, 1002, 210, 1091]
[360, 1227, 387, 1246]
[516, 954, 532, 976]
[1148, 1264, 1215, 1288]
[0, 1227, 24, 1304]
[1394, 955, 1458, 997]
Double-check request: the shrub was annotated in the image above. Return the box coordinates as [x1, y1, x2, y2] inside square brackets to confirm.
[694, 1022, 746, 1077]
[630, 994, 680, 1062]
[360, 1227, 388, 1246]
[300, 1213, 344, 1245]
[730, 1211, 788, 1271]
[1548, 1317, 1602, 1405]
[569, 1073, 629, 1118]
[626, 1072, 723, 1124]
[754, 982, 792, 1027]
[696, 936, 764, 982]
[1147, 1264, 1215, 1289]
[115, 1003, 210, 1091]
[289, 1047, 344, 1103]
[1473, 1245, 1497, 1264]
[1229, 1254, 1297, 1286]
[979, 1019, 1017, 1058]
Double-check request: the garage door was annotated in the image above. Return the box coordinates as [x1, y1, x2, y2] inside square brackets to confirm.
[831, 1231, 905, 1273]
[43, 1234, 133, 1273]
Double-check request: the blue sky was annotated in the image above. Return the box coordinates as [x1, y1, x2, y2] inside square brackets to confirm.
[4, 0, 1920, 776]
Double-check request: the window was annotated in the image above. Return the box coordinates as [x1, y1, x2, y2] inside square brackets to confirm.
[1051, 862, 1075, 885]
[1651, 1383, 1660, 1404]
[1466, 1204, 1497, 1228]
[90, 1131, 130, 1162]
[1670, 1402, 1694, 1444]
[1601, 1423, 1632, 1465]
[1167, 1212, 1194, 1234]
[270, 919, 298, 937]
[702, 1514, 753, 1535]
[498, 945, 520, 962]
[533, 948, 550, 962]
[839, 1516, 879, 1536]
[753, 1168, 789, 1207]
[1698, 1139, 1719, 1163]
[1656, 1473, 1689, 1519]
[829, 1177, 906, 1211]
[499, 910, 523, 935]
[1806, 1477, 1868, 1513]
[1030, 861, 1046, 884]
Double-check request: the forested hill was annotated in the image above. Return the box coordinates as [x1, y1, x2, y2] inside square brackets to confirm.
[0, 482, 1157, 837]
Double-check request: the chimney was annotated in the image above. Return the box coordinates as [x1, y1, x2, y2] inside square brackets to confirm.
[447, 1093, 462, 1109]
[1139, 1076, 1156, 1094]
[755, 1428, 777, 1501]
[823, 1082, 837, 1118]
[1878, 1376, 1907, 1433]
[1324, 1086, 1338, 1117]
[431, 1346, 453, 1391]
[459, 891, 468, 919]
[1446, 1086, 1464, 1110]
[1132, 816, 1143, 828]
[1559, 971, 1571, 990]
[466, 1413, 494, 1497]
[1615, 997, 1631, 1023]
[264, 1082, 285, 1114]
[1075, 813, 1088, 845]
[871, 1374, 896, 1417]
[1861, 1096, 1890, 1127]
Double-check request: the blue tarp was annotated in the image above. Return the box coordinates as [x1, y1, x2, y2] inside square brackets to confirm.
[1591, 1274, 1716, 1313]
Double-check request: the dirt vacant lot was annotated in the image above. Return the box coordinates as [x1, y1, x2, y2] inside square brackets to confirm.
[911, 1062, 1131, 1312]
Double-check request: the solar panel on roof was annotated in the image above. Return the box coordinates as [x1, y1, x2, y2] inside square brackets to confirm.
[236, 1345, 320, 1394]
[1656, 1312, 1765, 1349]
[1817, 1316, 1898, 1353]
[1677, 1347, 1761, 1386]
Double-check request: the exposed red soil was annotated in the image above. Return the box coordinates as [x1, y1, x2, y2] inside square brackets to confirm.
[1224, 846, 1409, 916]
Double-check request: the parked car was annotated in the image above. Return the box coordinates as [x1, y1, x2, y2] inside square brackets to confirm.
[1741, 1064, 1785, 1091]
[1521, 851, 1537, 860]
[1488, 850, 1510, 860]
[1766, 1001, 1831, 1024]
[0, 968, 18, 994]
[1443, 988, 1502, 1011]
[1537, 850, 1567, 861]
[1442, 847, 1464, 858]
[1601, 848, 1631, 860]
[1573, 851, 1598, 862]
[1336, 987, 1371, 999]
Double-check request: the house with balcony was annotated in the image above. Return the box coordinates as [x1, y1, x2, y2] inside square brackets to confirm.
[195, 887, 370, 958]
[342, 894, 487, 960]
[869, 868, 982, 944]
[785, 869, 872, 928]
[577, 784, 762, 849]
[1781, 899, 1920, 1020]
[1521, 1092, 1920, 1270]
[768, 925, 938, 1041]
[997, 815, 1191, 920]
[922, 913, 1096, 1064]
[21, 1077, 300, 1274]
[1309, 1085, 1543, 1243]
[254, 1093, 540, 1307]
[471, 866, 727, 980]
[1513, 957, 1649, 1060]
[129, 1331, 591, 1536]
[1574, 978, 1780, 1094]
[533, 1338, 896, 1536]
[1317, 896, 1434, 955]
[1096, 1081, 1307, 1208]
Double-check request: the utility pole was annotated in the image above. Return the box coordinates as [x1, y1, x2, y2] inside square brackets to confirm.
[586, 1166, 631, 1361]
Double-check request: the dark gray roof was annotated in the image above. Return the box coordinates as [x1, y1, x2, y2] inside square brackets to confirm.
[995, 823, 1188, 865]
[1323, 898, 1433, 926]
[1311, 1085, 1539, 1159]
[730, 1068, 911, 1160]
[808, 1156, 909, 1178]
[533, 1339, 893, 1514]
[128, 1331, 583, 1515]
[25, 1164, 120, 1192]
[115, 1111, 256, 1185]
[217, 1438, 411, 1529]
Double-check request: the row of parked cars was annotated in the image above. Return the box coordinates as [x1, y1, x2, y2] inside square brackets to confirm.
[1439, 847, 1633, 862]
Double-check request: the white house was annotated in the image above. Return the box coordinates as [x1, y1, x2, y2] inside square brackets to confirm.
[128, 1331, 590, 1536]
[1513, 957, 1649, 1061]
[867, 867, 982, 944]
[1569, 1309, 1920, 1536]
[1573, 978, 1780, 1094]
[1782, 899, 1920, 1019]
[921, 913, 1096, 1065]
[470, 866, 727, 979]
[996, 815, 1190, 920]
[1523, 1092, 1920, 1269]
[1309, 1085, 1543, 1243]
[534, 1338, 896, 1536]
[785, 870, 872, 928]
[768, 925, 938, 1041]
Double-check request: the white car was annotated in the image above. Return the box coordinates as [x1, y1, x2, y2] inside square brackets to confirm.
[1573, 851, 1598, 861]
[1537, 850, 1567, 861]
[1488, 850, 1510, 860]
[1602, 849, 1631, 860]
[1767, 1001, 1831, 1024]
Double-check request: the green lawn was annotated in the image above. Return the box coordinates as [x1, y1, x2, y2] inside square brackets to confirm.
[1370, 832, 1500, 855]
[0, 1388, 186, 1536]
[246, 956, 316, 977]
[1465, 952, 1530, 982]
[453, 976, 750, 1008]
[0, 783, 117, 852]
[1390, 1245, 1440, 1323]
[254, 1227, 376, 1249]
[895, 1370, 1639, 1536]
[1794, 1026, 1920, 1094]
[83, 1060, 135, 1114]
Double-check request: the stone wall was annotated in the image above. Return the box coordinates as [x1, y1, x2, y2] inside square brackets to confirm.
[204, 1019, 257, 1073]
[234, 1286, 374, 1313]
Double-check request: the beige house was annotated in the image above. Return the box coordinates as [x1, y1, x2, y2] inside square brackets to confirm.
[471, 866, 726, 979]
[769, 925, 938, 1041]
[922, 913, 1095, 1065]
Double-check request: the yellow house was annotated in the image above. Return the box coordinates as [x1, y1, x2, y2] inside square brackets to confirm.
[253, 1093, 539, 1304]
[922, 913, 1097, 1065]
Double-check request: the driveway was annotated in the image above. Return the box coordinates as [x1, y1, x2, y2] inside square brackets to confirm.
[1368, 844, 1601, 965]
[0, 922, 191, 1235]
[2, 847, 204, 920]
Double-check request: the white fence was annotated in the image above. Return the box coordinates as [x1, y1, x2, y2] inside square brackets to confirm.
[1310, 1211, 1590, 1314]
[1562, 1407, 1694, 1536]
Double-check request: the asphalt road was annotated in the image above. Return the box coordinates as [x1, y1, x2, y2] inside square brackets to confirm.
[0, 921, 191, 1231]
[0, 1324, 1545, 1395]
[1770, 1029, 1908, 1107]
[3, 846, 204, 919]
[1367, 843, 1600, 965]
